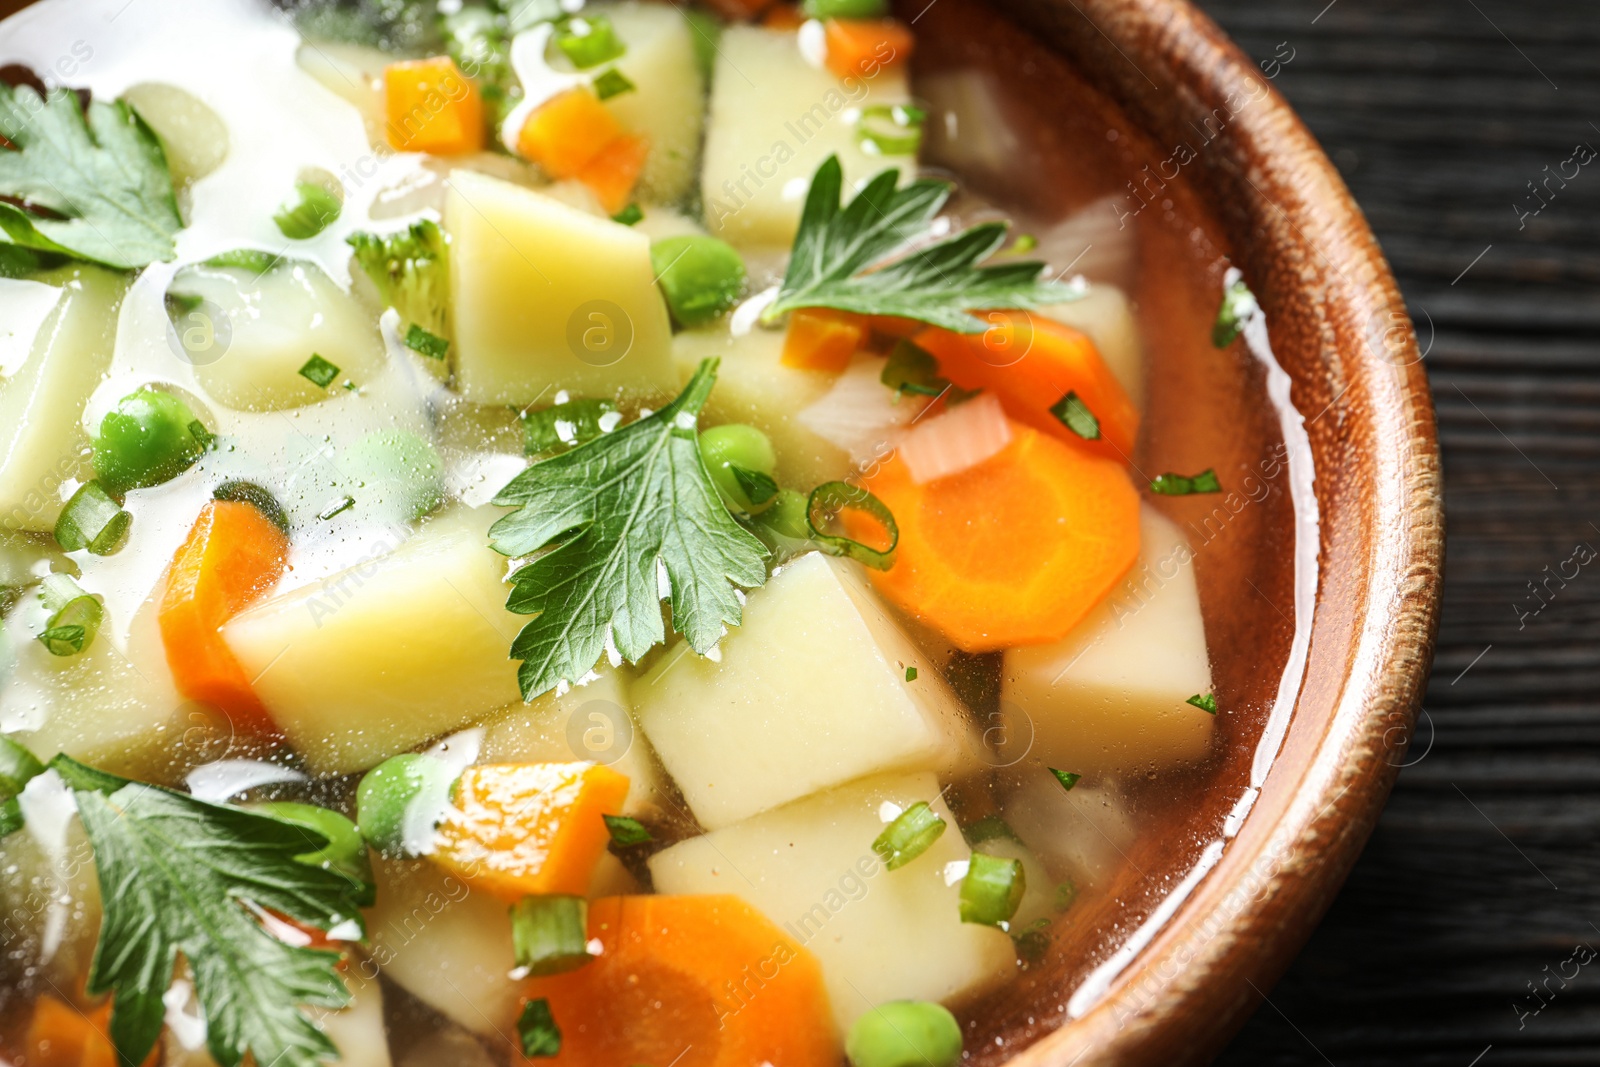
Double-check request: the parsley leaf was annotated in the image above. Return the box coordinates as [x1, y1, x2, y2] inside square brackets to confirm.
[1213, 274, 1259, 348]
[1187, 692, 1219, 714]
[48, 754, 366, 1067]
[603, 813, 654, 847]
[763, 156, 1075, 334]
[519, 998, 562, 1057]
[0, 85, 182, 269]
[1049, 391, 1100, 440]
[490, 359, 769, 702]
[1049, 768, 1081, 792]
[1150, 469, 1222, 496]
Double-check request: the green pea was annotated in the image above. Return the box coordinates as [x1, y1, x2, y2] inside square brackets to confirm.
[93, 387, 208, 495]
[343, 430, 445, 522]
[356, 753, 457, 857]
[699, 424, 777, 514]
[756, 488, 811, 540]
[651, 235, 746, 328]
[800, 0, 889, 18]
[846, 1001, 963, 1067]
[257, 801, 375, 905]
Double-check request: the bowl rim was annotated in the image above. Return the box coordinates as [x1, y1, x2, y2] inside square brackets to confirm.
[995, 0, 1444, 1062]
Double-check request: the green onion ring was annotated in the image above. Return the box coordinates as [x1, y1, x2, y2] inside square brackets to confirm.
[855, 104, 927, 157]
[806, 482, 898, 571]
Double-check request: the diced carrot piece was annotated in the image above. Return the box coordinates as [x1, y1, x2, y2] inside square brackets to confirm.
[762, 3, 805, 29]
[823, 17, 914, 80]
[159, 500, 288, 735]
[433, 763, 630, 902]
[576, 133, 650, 215]
[781, 308, 867, 371]
[914, 312, 1141, 462]
[516, 87, 626, 179]
[26, 997, 158, 1067]
[384, 56, 485, 155]
[522, 895, 838, 1066]
[851, 419, 1140, 651]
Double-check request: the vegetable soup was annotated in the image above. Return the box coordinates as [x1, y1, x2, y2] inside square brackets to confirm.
[0, 0, 1314, 1064]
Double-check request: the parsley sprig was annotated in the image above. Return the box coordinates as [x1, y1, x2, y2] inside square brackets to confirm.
[490, 359, 769, 702]
[763, 156, 1075, 333]
[50, 755, 366, 1067]
[0, 85, 182, 269]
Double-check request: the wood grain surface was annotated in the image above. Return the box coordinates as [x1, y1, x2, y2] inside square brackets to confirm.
[1194, 1, 1600, 1064]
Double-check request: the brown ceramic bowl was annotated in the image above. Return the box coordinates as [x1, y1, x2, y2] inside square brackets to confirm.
[0, 0, 1441, 1062]
[906, 0, 1443, 1063]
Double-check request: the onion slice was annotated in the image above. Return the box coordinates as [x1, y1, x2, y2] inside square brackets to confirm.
[896, 392, 1012, 484]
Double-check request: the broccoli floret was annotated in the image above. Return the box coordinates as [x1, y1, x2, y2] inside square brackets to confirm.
[347, 219, 451, 350]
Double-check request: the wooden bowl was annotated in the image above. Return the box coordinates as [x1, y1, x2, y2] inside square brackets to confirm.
[909, 0, 1444, 1063]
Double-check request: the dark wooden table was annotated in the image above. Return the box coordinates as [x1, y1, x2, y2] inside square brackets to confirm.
[1188, 1, 1600, 1063]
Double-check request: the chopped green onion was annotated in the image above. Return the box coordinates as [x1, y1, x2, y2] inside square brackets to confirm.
[523, 398, 621, 456]
[591, 67, 635, 100]
[511, 895, 593, 976]
[905, 665, 918, 682]
[1053, 880, 1077, 913]
[855, 103, 926, 157]
[518, 998, 562, 1058]
[1049, 391, 1100, 440]
[318, 495, 355, 521]
[1187, 692, 1219, 714]
[256, 801, 376, 905]
[273, 178, 342, 241]
[298, 354, 341, 389]
[807, 482, 898, 571]
[1213, 276, 1258, 348]
[1150, 469, 1222, 495]
[1049, 768, 1081, 792]
[961, 815, 1018, 847]
[611, 202, 643, 226]
[214, 480, 290, 534]
[603, 813, 653, 847]
[846, 1001, 962, 1067]
[54, 481, 131, 556]
[36, 574, 102, 657]
[872, 800, 945, 871]
[730, 466, 779, 508]
[557, 16, 625, 69]
[404, 324, 450, 360]
[959, 851, 1025, 926]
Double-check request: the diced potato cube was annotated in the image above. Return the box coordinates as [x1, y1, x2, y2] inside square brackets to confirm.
[701, 26, 913, 246]
[634, 552, 981, 829]
[222, 508, 525, 775]
[1040, 284, 1143, 409]
[172, 259, 388, 413]
[672, 325, 851, 491]
[445, 169, 676, 404]
[593, 1, 706, 204]
[649, 771, 1015, 1034]
[1001, 773, 1137, 890]
[479, 669, 668, 820]
[367, 857, 521, 1037]
[0, 267, 125, 533]
[999, 505, 1213, 775]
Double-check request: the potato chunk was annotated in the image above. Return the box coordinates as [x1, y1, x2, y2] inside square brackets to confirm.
[701, 26, 913, 246]
[222, 508, 525, 775]
[671, 325, 851, 491]
[633, 552, 980, 829]
[445, 169, 675, 404]
[0, 267, 125, 533]
[593, 1, 706, 204]
[649, 771, 1015, 1034]
[999, 506, 1213, 775]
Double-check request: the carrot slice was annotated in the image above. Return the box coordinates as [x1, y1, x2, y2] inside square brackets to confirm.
[384, 56, 485, 155]
[781, 308, 868, 371]
[159, 500, 288, 735]
[26, 997, 158, 1067]
[914, 312, 1140, 462]
[851, 419, 1140, 651]
[823, 18, 914, 80]
[575, 133, 650, 215]
[433, 762, 629, 902]
[516, 87, 626, 179]
[521, 895, 837, 1066]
